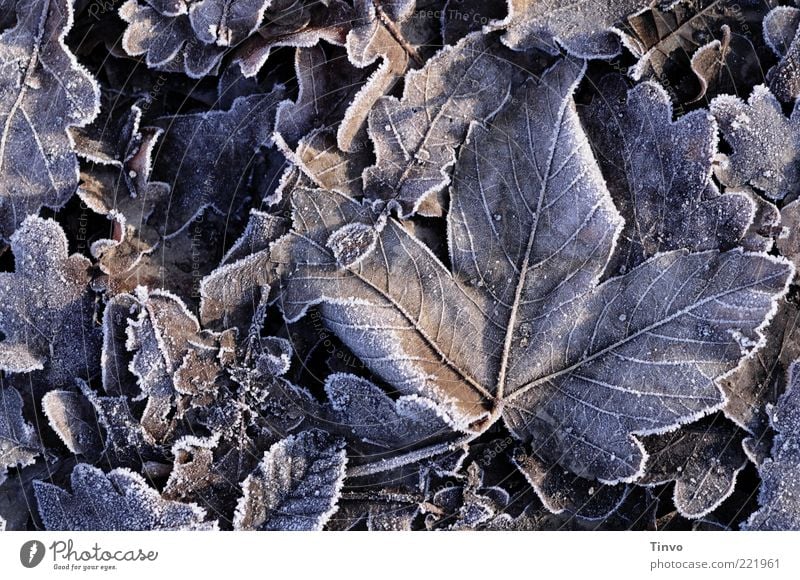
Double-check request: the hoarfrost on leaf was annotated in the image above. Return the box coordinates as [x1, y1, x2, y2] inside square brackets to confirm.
[718, 299, 800, 438]
[583, 75, 753, 274]
[42, 390, 102, 458]
[639, 420, 747, 519]
[743, 361, 800, 530]
[0, 216, 100, 387]
[34, 463, 218, 530]
[149, 90, 285, 236]
[1, 386, 40, 481]
[0, 0, 101, 239]
[273, 57, 794, 483]
[233, 429, 347, 530]
[762, 6, 800, 102]
[514, 451, 629, 520]
[362, 32, 512, 216]
[485, 0, 652, 58]
[711, 86, 800, 200]
[324, 373, 451, 448]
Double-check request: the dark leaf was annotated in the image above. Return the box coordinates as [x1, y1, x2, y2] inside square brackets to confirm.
[275, 44, 369, 148]
[623, 0, 770, 104]
[583, 75, 753, 275]
[1, 386, 40, 482]
[743, 360, 800, 530]
[639, 420, 747, 518]
[324, 373, 452, 448]
[234, 0, 353, 78]
[514, 451, 629, 520]
[149, 90, 285, 236]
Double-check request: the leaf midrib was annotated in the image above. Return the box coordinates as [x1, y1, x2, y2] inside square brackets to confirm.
[495, 81, 570, 402]
[506, 260, 788, 403]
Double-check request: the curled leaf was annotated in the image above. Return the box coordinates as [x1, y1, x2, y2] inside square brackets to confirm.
[711, 86, 800, 201]
[1, 387, 40, 481]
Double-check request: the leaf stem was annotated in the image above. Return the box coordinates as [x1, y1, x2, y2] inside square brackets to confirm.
[372, 0, 424, 66]
[346, 434, 473, 478]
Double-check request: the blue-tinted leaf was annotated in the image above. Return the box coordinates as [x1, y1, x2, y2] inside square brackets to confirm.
[0, 0, 100, 239]
[744, 361, 800, 530]
[233, 429, 347, 530]
[34, 463, 217, 530]
[1, 387, 40, 482]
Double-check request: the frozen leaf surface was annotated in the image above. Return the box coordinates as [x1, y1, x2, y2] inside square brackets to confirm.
[514, 452, 629, 520]
[119, 0, 277, 77]
[189, 0, 272, 47]
[0, 216, 100, 386]
[640, 421, 747, 518]
[275, 45, 368, 148]
[486, 0, 651, 58]
[1, 387, 40, 480]
[78, 380, 155, 469]
[0, 0, 100, 240]
[583, 76, 753, 274]
[282, 128, 369, 198]
[744, 361, 800, 530]
[0, 0, 794, 532]
[338, 0, 420, 152]
[233, 429, 347, 530]
[42, 390, 102, 458]
[363, 32, 512, 216]
[149, 90, 284, 235]
[325, 373, 451, 448]
[123, 288, 231, 442]
[623, 0, 767, 102]
[719, 299, 800, 437]
[199, 211, 288, 333]
[711, 86, 800, 201]
[163, 434, 222, 501]
[74, 104, 171, 296]
[763, 6, 800, 102]
[34, 463, 217, 530]
[273, 58, 793, 482]
[777, 198, 800, 270]
[234, 0, 353, 77]
[434, 464, 511, 530]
